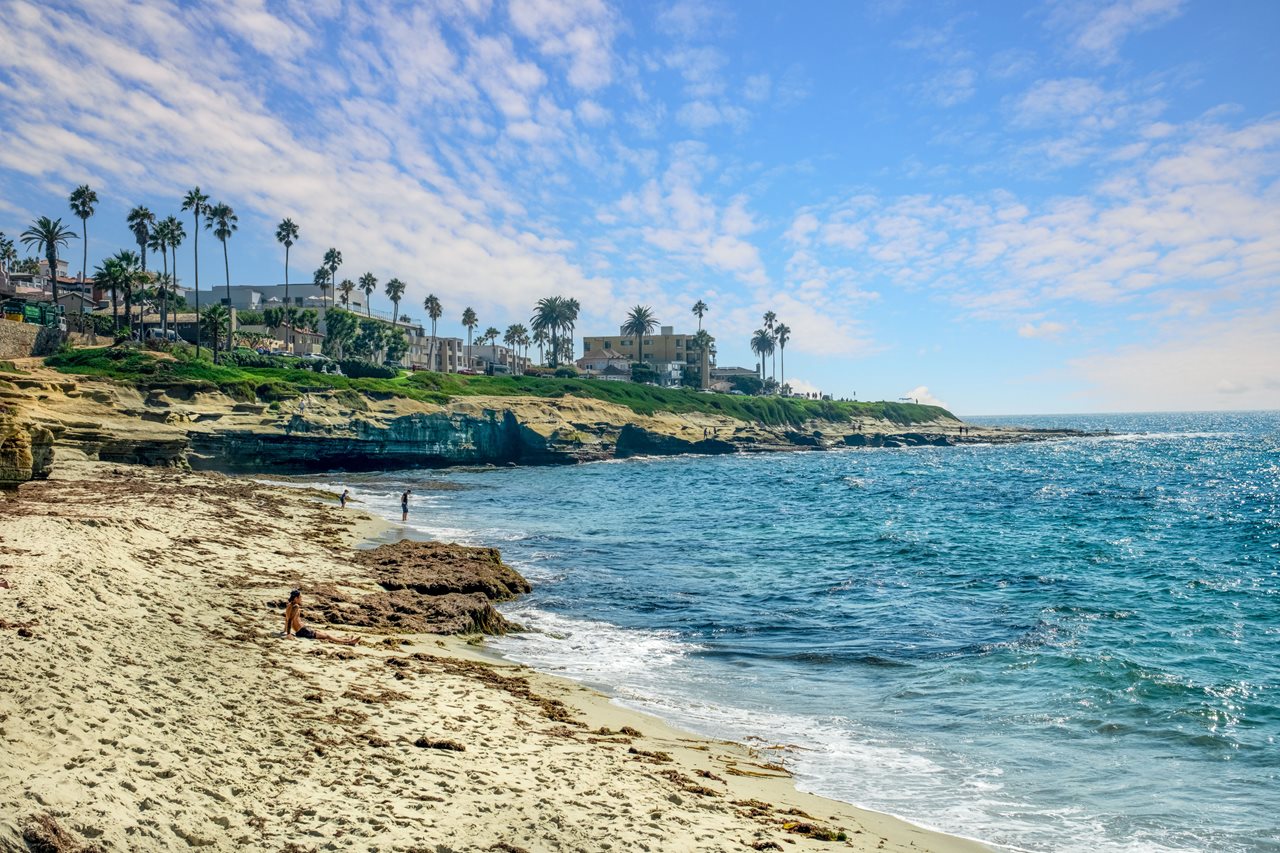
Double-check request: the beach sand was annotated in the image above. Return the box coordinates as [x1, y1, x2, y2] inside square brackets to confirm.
[0, 459, 988, 853]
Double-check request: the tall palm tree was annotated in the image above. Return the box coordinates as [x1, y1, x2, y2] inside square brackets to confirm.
[181, 187, 209, 358]
[0, 234, 16, 273]
[162, 216, 185, 337]
[691, 299, 708, 331]
[358, 272, 377, 317]
[503, 323, 528, 373]
[338, 278, 354, 309]
[148, 219, 172, 336]
[532, 326, 549, 366]
[204, 202, 238, 352]
[68, 185, 97, 287]
[462, 306, 478, 369]
[384, 277, 406, 327]
[691, 329, 714, 389]
[423, 294, 443, 371]
[750, 328, 774, 387]
[483, 326, 500, 347]
[775, 324, 791, 393]
[621, 305, 658, 368]
[276, 218, 299, 346]
[127, 206, 156, 281]
[323, 248, 342, 309]
[762, 310, 777, 381]
[19, 216, 76, 305]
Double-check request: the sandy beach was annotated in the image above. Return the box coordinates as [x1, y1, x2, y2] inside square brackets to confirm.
[0, 459, 987, 853]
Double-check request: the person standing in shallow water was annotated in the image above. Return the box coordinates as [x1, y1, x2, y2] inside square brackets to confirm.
[401, 489, 411, 522]
[339, 488, 350, 508]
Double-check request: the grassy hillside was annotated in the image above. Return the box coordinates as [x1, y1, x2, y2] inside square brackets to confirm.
[45, 348, 955, 427]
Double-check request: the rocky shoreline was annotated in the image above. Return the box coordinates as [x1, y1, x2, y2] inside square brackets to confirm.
[1, 361, 1090, 486]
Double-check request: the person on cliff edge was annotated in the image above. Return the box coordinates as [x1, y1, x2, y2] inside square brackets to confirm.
[401, 489, 411, 522]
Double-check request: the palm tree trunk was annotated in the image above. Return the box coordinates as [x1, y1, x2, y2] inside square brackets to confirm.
[80, 218, 87, 288]
[170, 245, 178, 338]
[48, 250, 60, 306]
[222, 240, 231, 351]
[111, 285, 118, 331]
[193, 213, 201, 359]
[781, 347, 785, 391]
[160, 247, 169, 336]
[283, 245, 290, 350]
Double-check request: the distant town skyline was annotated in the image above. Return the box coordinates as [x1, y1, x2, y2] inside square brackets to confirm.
[1, 0, 1277, 413]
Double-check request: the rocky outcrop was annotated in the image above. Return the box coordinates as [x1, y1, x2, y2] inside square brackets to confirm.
[300, 540, 532, 636]
[843, 432, 954, 448]
[615, 423, 738, 458]
[353, 540, 531, 601]
[0, 412, 54, 490]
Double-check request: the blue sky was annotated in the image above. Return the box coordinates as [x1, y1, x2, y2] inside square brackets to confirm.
[1, 0, 1277, 414]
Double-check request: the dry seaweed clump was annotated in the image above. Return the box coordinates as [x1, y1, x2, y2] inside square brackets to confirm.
[22, 814, 104, 853]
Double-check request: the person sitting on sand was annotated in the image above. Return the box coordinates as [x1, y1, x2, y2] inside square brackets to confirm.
[283, 589, 359, 645]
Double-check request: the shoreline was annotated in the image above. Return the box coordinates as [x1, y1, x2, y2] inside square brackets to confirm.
[0, 459, 989, 852]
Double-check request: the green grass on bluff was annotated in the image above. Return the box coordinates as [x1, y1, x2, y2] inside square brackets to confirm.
[45, 348, 953, 428]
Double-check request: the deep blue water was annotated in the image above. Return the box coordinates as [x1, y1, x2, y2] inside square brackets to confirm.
[329, 412, 1280, 852]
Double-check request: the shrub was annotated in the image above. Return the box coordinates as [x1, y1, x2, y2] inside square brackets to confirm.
[339, 358, 397, 379]
[522, 366, 556, 377]
[553, 365, 578, 378]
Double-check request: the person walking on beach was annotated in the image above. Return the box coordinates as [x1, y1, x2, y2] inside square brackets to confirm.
[401, 489, 411, 522]
[339, 488, 350, 509]
[283, 589, 359, 645]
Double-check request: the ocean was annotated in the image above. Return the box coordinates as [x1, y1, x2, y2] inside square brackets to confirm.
[327, 411, 1280, 852]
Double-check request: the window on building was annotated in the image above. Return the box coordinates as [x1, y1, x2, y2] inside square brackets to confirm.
[584, 341, 592, 350]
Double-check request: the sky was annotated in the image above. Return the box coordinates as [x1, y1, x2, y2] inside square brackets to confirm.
[1, 0, 1278, 415]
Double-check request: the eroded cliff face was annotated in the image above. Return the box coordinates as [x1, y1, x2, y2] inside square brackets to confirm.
[0, 412, 54, 490]
[1, 366, 970, 474]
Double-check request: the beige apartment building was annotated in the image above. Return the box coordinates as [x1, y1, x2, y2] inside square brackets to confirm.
[581, 325, 711, 368]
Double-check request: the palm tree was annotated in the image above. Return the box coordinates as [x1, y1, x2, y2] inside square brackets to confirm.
[276, 218, 299, 346]
[503, 323, 527, 373]
[338, 278, 354, 309]
[762, 310, 777, 381]
[385, 277, 406, 326]
[19, 216, 76, 305]
[205, 202, 238, 352]
[68, 185, 97, 287]
[621, 305, 658, 368]
[462, 306, 478, 369]
[358, 273, 377, 317]
[92, 255, 124, 332]
[0, 234, 16, 273]
[323, 248, 342, 308]
[690, 329, 714, 389]
[483, 326, 500, 347]
[162, 216, 185, 337]
[313, 267, 330, 307]
[532, 326, 549, 366]
[148, 219, 172, 336]
[775, 323, 791, 393]
[692, 299, 708, 331]
[111, 250, 142, 336]
[750, 328, 774, 388]
[181, 187, 209, 358]
[201, 304, 231, 354]
[423, 294, 443, 371]
[127, 206, 156, 284]
[530, 296, 578, 368]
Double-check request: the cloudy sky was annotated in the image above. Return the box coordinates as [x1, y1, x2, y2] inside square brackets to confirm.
[1, 0, 1277, 414]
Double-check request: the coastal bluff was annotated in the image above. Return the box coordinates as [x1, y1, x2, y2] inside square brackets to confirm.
[1, 359, 1079, 475]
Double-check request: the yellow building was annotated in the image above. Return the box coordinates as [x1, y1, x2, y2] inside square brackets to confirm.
[581, 325, 714, 385]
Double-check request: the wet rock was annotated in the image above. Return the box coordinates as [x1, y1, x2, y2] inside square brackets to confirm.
[354, 539, 531, 601]
[615, 423, 738, 458]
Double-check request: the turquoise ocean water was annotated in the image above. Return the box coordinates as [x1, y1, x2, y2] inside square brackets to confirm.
[328, 412, 1279, 852]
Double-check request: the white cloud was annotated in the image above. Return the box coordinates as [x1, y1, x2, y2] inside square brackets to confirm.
[1018, 320, 1068, 339]
[1070, 303, 1280, 411]
[1046, 0, 1186, 64]
[901, 385, 950, 409]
